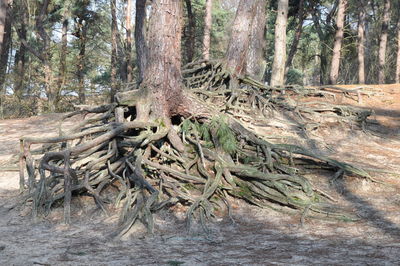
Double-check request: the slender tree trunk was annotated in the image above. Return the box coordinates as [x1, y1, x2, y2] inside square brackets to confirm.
[58, 10, 68, 107]
[247, 0, 267, 81]
[35, 0, 55, 111]
[14, 17, 27, 102]
[0, 0, 12, 90]
[396, 20, 400, 84]
[378, 0, 390, 84]
[184, 0, 195, 63]
[270, 0, 289, 86]
[125, 0, 133, 83]
[285, 0, 305, 74]
[110, 0, 118, 102]
[202, 0, 212, 60]
[76, 18, 87, 104]
[329, 0, 347, 84]
[134, 0, 147, 85]
[357, 3, 366, 84]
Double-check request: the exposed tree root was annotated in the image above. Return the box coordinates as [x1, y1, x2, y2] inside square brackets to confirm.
[17, 60, 375, 236]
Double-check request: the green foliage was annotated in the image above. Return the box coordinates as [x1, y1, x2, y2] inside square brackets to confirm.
[286, 69, 304, 85]
[181, 115, 237, 155]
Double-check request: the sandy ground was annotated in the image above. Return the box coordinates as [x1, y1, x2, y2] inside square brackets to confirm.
[1, 85, 400, 265]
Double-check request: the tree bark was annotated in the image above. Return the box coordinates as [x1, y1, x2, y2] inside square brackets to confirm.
[125, 0, 133, 83]
[14, 14, 26, 102]
[0, 0, 12, 90]
[202, 0, 212, 60]
[58, 8, 69, 106]
[396, 20, 400, 84]
[247, 0, 267, 81]
[110, 0, 118, 102]
[134, 0, 147, 86]
[329, 0, 347, 84]
[142, 0, 185, 118]
[76, 18, 87, 104]
[285, 0, 305, 74]
[270, 0, 289, 86]
[357, 3, 366, 84]
[184, 0, 195, 63]
[225, 0, 258, 77]
[378, 0, 391, 84]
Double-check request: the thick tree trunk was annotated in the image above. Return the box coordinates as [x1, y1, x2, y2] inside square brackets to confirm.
[247, 0, 267, 81]
[270, 0, 289, 86]
[125, 0, 133, 83]
[378, 0, 390, 84]
[225, 0, 258, 77]
[76, 18, 87, 104]
[285, 0, 305, 75]
[184, 0, 195, 63]
[396, 20, 400, 84]
[202, 0, 212, 60]
[134, 0, 147, 85]
[142, 0, 185, 118]
[357, 4, 366, 84]
[0, 0, 12, 90]
[110, 0, 118, 102]
[329, 0, 347, 84]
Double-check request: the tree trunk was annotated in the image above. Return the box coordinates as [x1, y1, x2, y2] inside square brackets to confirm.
[329, 0, 347, 84]
[225, 0, 258, 77]
[58, 9, 68, 106]
[202, 0, 212, 60]
[396, 20, 400, 84]
[247, 0, 267, 81]
[110, 0, 118, 102]
[76, 18, 87, 104]
[184, 0, 195, 63]
[378, 0, 391, 84]
[36, 0, 55, 111]
[14, 16, 26, 103]
[357, 3, 366, 84]
[125, 0, 133, 83]
[285, 0, 305, 74]
[134, 0, 147, 86]
[270, 0, 289, 86]
[141, 0, 185, 118]
[0, 0, 12, 90]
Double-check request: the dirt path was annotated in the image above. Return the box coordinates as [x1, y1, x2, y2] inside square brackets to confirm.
[1, 86, 400, 265]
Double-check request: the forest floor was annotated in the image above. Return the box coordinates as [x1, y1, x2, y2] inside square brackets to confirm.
[1, 84, 400, 265]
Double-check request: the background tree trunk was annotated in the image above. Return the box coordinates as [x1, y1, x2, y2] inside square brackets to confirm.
[357, 3, 366, 84]
[110, 0, 118, 102]
[247, 0, 267, 81]
[184, 0, 195, 63]
[134, 0, 147, 86]
[396, 20, 400, 84]
[76, 18, 87, 104]
[225, 0, 258, 77]
[202, 0, 212, 60]
[285, 0, 305, 75]
[125, 0, 133, 83]
[378, 0, 390, 84]
[329, 0, 347, 84]
[58, 8, 69, 106]
[14, 16, 26, 103]
[0, 0, 12, 90]
[270, 0, 289, 86]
